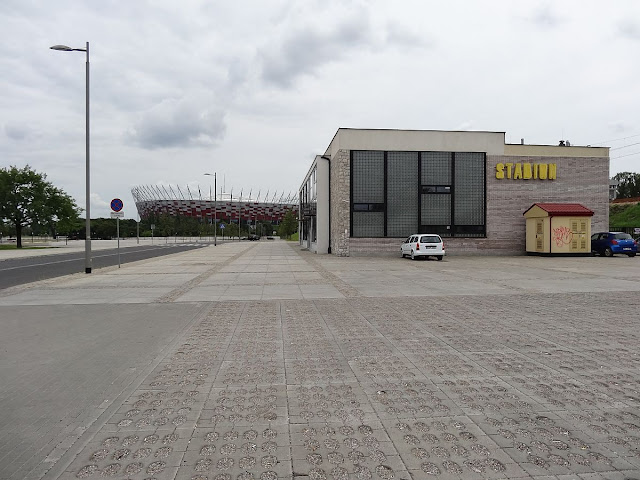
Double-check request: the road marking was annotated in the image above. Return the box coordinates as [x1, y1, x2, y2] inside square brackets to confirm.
[0, 245, 199, 272]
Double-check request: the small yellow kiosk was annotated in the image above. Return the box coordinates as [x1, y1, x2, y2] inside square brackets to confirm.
[523, 203, 594, 254]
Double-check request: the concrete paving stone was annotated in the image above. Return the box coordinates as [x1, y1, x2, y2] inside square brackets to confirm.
[290, 420, 411, 480]
[179, 425, 291, 479]
[361, 380, 465, 419]
[435, 377, 546, 417]
[349, 355, 431, 384]
[470, 411, 638, 475]
[262, 284, 303, 300]
[285, 357, 358, 384]
[200, 386, 288, 427]
[61, 428, 192, 479]
[287, 384, 376, 425]
[214, 360, 286, 386]
[406, 350, 495, 380]
[500, 374, 631, 412]
[173, 286, 229, 302]
[383, 415, 521, 478]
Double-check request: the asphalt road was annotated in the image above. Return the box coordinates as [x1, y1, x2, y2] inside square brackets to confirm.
[0, 243, 211, 290]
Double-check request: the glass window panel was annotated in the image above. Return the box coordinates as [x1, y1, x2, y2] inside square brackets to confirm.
[421, 152, 451, 185]
[387, 152, 418, 237]
[421, 194, 451, 225]
[352, 151, 384, 203]
[454, 152, 485, 226]
[352, 212, 384, 237]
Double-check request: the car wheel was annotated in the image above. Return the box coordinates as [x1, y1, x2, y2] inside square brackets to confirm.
[628, 253, 636, 257]
[436, 255, 443, 261]
[411, 250, 415, 260]
[604, 247, 613, 257]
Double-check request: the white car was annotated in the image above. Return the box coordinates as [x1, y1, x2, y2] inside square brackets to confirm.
[401, 234, 445, 260]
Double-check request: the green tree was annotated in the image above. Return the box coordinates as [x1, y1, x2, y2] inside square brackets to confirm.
[613, 172, 640, 199]
[0, 165, 80, 248]
[278, 209, 297, 239]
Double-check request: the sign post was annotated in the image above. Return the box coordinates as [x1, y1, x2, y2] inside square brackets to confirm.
[110, 198, 124, 268]
[151, 224, 155, 244]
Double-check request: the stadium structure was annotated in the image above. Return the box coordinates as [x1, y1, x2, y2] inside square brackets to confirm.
[131, 185, 298, 226]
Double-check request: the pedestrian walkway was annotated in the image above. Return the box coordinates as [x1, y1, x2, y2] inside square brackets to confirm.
[0, 240, 639, 479]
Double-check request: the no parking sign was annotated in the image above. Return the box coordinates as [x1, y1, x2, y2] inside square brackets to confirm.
[110, 198, 123, 212]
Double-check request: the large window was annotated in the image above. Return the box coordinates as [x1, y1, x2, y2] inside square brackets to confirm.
[351, 150, 485, 238]
[351, 151, 384, 237]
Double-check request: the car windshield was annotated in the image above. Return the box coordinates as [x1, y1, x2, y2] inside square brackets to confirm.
[614, 233, 632, 240]
[420, 235, 441, 243]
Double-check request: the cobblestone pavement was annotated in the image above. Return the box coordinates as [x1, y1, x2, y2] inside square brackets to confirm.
[1, 241, 639, 480]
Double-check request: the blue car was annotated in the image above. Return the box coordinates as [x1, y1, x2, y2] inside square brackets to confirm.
[591, 232, 637, 257]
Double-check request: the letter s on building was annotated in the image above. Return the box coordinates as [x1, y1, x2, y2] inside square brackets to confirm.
[496, 163, 505, 179]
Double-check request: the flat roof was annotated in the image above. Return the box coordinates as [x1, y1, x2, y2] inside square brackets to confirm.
[323, 128, 609, 158]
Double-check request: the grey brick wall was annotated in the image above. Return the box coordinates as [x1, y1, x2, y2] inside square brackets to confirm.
[485, 154, 609, 254]
[335, 152, 609, 256]
[330, 149, 351, 256]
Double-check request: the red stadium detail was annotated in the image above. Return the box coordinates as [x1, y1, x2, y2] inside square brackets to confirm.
[131, 185, 298, 225]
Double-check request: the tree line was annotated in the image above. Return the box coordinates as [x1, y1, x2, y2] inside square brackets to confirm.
[613, 172, 640, 199]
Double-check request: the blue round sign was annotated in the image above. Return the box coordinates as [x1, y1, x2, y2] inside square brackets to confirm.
[110, 198, 124, 212]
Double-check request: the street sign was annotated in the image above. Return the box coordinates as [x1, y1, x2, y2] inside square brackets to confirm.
[110, 198, 124, 212]
[110, 212, 124, 218]
[150, 224, 155, 230]
[220, 223, 226, 230]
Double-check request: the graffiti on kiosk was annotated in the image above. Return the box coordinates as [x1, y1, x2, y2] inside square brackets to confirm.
[552, 226, 573, 246]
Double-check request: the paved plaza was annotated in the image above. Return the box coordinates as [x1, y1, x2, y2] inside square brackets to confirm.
[1, 240, 639, 480]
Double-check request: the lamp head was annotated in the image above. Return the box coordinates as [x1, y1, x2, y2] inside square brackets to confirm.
[50, 45, 73, 51]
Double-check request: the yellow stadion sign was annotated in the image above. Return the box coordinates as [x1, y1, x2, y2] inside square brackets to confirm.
[496, 162, 557, 180]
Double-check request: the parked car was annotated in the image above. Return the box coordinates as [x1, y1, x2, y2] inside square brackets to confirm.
[591, 232, 637, 257]
[248, 234, 260, 241]
[401, 234, 445, 260]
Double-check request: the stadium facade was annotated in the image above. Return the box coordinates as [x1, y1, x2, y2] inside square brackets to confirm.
[131, 186, 298, 227]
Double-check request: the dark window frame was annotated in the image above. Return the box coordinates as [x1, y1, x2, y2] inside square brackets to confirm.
[350, 150, 486, 238]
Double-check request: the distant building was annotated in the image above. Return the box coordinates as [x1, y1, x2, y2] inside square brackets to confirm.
[299, 128, 610, 256]
[609, 179, 619, 201]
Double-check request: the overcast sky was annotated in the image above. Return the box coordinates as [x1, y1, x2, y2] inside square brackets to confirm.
[2, 1, 639, 219]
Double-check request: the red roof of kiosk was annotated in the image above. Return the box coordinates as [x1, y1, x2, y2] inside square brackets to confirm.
[524, 203, 594, 216]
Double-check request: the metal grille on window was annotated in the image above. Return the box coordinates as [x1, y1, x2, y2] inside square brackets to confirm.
[387, 152, 418, 237]
[454, 152, 485, 237]
[420, 152, 452, 235]
[421, 195, 451, 226]
[352, 151, 384, 237]
[421, 152, 451, 184]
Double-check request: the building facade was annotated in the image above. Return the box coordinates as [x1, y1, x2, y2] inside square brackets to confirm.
[299, 129, 609, 256]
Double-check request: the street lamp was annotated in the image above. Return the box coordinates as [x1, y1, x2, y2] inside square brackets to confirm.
[51, 42, 92, 273]
[204, 173, 217, 246]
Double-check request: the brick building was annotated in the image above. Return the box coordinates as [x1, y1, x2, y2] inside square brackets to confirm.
[299, 128, 609, 256]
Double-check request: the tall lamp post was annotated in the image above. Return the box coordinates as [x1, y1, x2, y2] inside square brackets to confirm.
[204, 173, 217, 246]
[51, 42, 92, 273]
